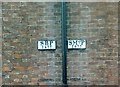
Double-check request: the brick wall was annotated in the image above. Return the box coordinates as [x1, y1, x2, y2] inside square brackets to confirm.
[2, 2, 118, 85]
[67, 2, 118, 85]
[2, 2, 62, 85]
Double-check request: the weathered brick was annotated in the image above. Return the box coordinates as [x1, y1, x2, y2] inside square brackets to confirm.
[2, 2, 119, 86]
[67, 2, 118, 85]
[3, 67, 11, 71]
[2, 2, 62, 85]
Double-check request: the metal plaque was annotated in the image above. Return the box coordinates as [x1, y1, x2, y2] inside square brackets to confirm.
[68, 39, 86, 49]
[38, 40, 56, 50]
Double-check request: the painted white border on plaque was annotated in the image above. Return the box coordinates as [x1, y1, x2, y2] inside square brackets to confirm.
[38, 40, 56, 50]
[68, 40, 86, 49]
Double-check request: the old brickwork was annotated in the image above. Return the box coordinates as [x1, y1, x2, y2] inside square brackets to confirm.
[2, 2, 118, 86]
[2, 2, 62, 85]
[67, 2, 118, 85]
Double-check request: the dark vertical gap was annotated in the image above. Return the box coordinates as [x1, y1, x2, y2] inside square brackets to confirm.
[61, 2, 68, 87]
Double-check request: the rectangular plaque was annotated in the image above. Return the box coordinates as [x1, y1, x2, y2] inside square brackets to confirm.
[38, 40, 56, 50]
[68, 39, 86, 49]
